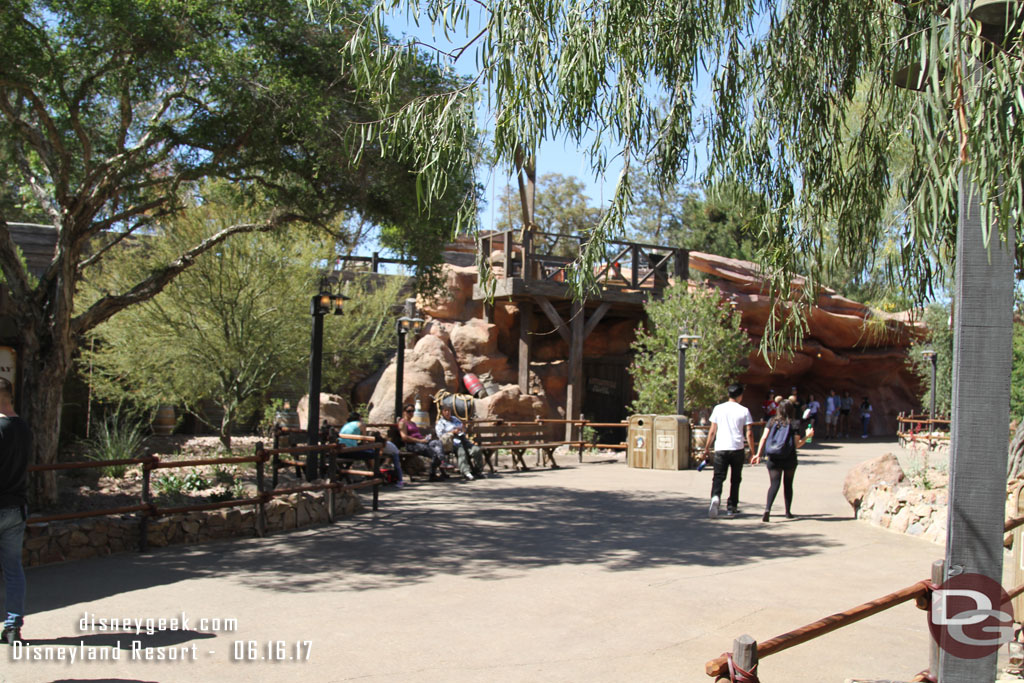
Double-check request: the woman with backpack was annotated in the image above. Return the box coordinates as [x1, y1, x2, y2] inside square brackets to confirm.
[752, 399, 813, 522]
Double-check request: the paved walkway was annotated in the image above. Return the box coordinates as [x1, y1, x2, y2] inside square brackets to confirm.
[6, 438, 945, 683]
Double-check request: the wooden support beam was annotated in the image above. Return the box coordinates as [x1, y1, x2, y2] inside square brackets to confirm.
[519, 301, 533, 394]
[565, 300, 584, 440]
[535, 295, 570, 343]
[502, 231, 511, 277]
[582, 302, 610, 340]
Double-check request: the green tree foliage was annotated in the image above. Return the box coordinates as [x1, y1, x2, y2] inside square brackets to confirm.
[908, 304, 954, 417]
[629, 284, 751, 415]
[0, 0, 474, 497]
[626, 173, 763, 261]
[495, 173, 604, 255]
[81, 197, 404, 449]
[334, 0, 1021, 338]
[1012, 323, 1024, 420]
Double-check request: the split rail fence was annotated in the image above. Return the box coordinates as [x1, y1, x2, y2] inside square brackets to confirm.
[26, 440, 383, 552]
[708, 507, 1024, 681]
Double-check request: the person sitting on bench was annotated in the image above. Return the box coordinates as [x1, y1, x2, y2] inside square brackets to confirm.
[435, 405, 484, 481]
[339, 412, 405, 488]
[398, 404, 447, 481]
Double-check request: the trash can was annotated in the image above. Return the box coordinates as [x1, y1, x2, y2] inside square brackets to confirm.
[627, 414, 654, 468]
[653, 415, 690, 470]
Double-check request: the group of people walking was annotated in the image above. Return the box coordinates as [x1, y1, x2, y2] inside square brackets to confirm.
[705, 383, 874, 522]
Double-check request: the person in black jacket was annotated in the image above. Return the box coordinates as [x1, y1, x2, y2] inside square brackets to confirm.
[0, 377, 30, 645]
[752, 399, 811, 523]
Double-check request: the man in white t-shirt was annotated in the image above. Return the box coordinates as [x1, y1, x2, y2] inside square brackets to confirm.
[702, 383, 755, 518]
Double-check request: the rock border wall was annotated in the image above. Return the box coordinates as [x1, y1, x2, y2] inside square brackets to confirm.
[22, 489, 365, 567]
[856, 484, 948, 545]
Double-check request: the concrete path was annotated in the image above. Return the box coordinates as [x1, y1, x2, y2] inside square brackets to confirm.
[5, 438, 945, 683]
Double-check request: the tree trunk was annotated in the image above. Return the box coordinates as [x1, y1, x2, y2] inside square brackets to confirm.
[219, 406, 233, 452]
[1008, 422, 1024, 481]
[19, 321, 74, 505]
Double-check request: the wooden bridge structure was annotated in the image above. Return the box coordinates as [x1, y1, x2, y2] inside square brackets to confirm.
[473, 229, 688, 438]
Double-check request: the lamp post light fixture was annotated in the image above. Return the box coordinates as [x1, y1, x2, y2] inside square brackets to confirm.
[305, 279, 348, 481]
[394, 299, 425, 420]
[677, 332, 701, 415]
[921, 348, 938, 420]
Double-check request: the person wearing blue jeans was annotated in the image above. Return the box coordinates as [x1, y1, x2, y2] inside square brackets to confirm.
[0, 377, 30, 645]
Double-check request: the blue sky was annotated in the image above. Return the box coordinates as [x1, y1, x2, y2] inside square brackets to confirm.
[381, 8, 714, 238]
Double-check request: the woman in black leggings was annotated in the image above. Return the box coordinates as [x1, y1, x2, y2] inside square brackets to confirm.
[752, 399, 812, 522]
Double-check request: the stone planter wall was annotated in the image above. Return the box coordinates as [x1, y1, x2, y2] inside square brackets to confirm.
[856, 484, 948, 545]
[22, 488, 365, 568]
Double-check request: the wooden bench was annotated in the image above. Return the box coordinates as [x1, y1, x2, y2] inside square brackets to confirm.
[365, 422, 459, 479]
[468, 420, 582, 471]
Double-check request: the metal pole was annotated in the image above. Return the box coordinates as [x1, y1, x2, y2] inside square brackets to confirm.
[305, 296, 324, 481]
[676, 340, 686, 415]
[929, 352, 937, 420]
[395, 324, 406, 420]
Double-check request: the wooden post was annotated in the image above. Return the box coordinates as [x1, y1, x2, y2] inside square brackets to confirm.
[371, 251, 379, 273]
[674, 248, 689, 281]
[630, 244, 639, 288]
[139, 455, 153, 553]
[939, 165, 1015, 680]
[731, 634, 757, 681]
[372, 449, 380, 511]
[502, 231, 511, 277]
[255, 443, 267, 537]
[327, 451, 337, 523]
[522, 228, 533, 281]
[519, 301, 533, 394]
[929, 559, 944, 678]
[565, 301, 584, 441]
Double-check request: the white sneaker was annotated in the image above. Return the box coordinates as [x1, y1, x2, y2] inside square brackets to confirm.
[708, 495, 720, 519]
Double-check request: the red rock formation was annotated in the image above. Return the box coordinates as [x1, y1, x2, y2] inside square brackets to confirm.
[360, 250, 924, 434]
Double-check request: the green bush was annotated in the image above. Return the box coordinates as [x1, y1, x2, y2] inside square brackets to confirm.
[182, 469, 210, 492]
[83, 415, 147, 478]
[153, 473, 186, 500]
[629, 284, 751, 416]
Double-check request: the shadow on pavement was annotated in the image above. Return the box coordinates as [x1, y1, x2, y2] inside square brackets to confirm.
[29, 481, 842, 613]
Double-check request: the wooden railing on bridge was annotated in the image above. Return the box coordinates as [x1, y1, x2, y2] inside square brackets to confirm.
[478, 229, 688, 289]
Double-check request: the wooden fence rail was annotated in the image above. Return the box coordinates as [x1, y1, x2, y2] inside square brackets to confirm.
[25, 440, 383, 551]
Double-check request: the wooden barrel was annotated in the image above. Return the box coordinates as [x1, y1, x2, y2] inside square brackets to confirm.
[434, 390, 474, 420]
[152, 405, 176, 436]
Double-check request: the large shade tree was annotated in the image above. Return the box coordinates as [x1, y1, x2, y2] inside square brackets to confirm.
[80, 192, 406, 450]
[0, 0, 475, 501]
[334, 0, 1020, 306]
